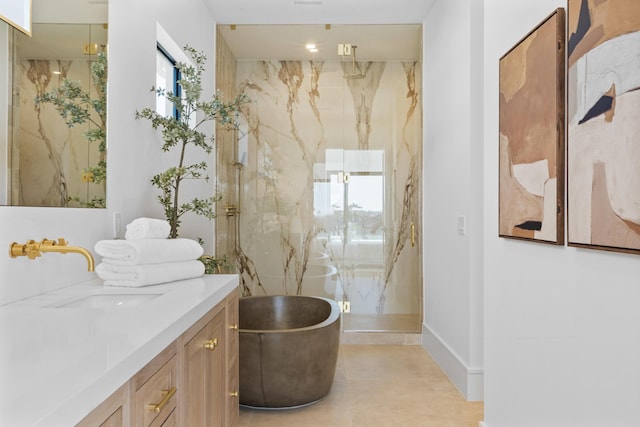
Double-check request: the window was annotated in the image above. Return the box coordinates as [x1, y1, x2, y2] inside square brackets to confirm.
[156, 44, 180, 118]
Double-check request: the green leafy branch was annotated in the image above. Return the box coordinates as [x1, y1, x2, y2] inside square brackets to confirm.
[35, 52, 107, 207]
[136, 45, 250, 238]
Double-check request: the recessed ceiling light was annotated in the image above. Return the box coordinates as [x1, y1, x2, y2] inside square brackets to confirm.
[306, 43, 316, 50]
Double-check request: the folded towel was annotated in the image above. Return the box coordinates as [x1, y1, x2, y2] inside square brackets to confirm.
[125, 217, 171, 240]
[95, 238, 204, 265]
[96, 260, 205, 287]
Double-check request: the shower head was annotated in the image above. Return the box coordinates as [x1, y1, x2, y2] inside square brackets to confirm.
[343, 45, 365, 80]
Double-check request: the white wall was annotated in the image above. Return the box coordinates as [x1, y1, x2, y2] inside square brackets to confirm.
[484, 0, 640, 426]
[107, 0, 218, 251]
[422, 0, 484, 401]
[0, 0, 217, 305]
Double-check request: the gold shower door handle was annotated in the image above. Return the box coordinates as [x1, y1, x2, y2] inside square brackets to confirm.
[411, 223, 415, 247]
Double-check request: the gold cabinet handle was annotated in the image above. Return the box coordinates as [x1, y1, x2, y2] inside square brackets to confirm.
[230, 391, 239, 398]
[147, 387, 176, 413]
[204, 338, 218, 350]
[229, 324, 239, 331]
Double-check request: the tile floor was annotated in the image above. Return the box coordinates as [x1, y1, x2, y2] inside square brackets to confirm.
[238, 344, 484, 427]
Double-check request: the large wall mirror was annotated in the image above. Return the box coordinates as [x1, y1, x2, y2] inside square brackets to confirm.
[1, 0, 108, 208]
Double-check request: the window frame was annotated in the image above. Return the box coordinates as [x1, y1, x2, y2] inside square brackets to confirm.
[156, 43, 181, 119]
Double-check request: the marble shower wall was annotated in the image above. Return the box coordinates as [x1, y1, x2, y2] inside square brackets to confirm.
[220, 58, 422, 316]
[12, 59, 105, 206]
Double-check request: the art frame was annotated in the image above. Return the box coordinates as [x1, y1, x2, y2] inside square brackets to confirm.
[499, 8, 566, 245]
[0, 0, 32, 36]
[567, 0, 640, 254]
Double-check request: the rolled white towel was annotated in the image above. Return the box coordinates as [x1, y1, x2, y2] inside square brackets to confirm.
[96, 260, 205, 287]
[125, 217, 171, 240]
[95, 238, 204, 265]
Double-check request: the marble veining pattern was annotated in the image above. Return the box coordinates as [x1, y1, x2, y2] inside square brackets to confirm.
[219, 58, 422, 322]
[13, 59, 104, 206]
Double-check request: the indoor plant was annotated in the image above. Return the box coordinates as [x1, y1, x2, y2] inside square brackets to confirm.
[136, 45, 248, 239]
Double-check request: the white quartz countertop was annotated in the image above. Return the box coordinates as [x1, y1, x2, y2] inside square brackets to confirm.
[0, 274, 239, 427]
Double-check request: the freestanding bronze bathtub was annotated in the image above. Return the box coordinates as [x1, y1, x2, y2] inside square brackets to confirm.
[239, 295, 341, 408]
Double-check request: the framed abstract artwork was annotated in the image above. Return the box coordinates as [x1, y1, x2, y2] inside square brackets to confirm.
[499, 8, 565, 244]
[567, 0, 640, 254]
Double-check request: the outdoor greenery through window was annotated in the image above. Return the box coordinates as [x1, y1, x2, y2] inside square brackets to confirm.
[156, 45, 179, 118]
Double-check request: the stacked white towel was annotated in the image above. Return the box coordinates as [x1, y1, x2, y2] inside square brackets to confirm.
[95, 260, 204, 287]
[95, 239, 204, 265]
[124, 217, 171, 240]
[95, 220, 205, 287]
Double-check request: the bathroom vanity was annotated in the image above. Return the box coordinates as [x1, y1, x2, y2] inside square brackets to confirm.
[0, 274, 239, 426]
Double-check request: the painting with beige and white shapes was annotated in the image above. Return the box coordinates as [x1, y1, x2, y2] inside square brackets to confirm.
[568, 0, 640, 252]
[499, 8, 565, 244]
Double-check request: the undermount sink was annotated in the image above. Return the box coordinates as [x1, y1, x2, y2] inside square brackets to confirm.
[55, 293, 161, 309]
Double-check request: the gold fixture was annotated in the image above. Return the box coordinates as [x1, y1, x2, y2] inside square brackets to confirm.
[230, 391, 239, 398]
[204, 338, 218, 351]
[338, 301, 351, 313]
[229, 324, 239, 331]
[411, 223, 415, 247]
[230, 24, 236, 30]
[9, 238, 95, 272]
[224, 205, 239, 217]
[325, 24, 331, 30]
[81, 172, 95, 182]
[82, 43, 98, 55]
[147, 388, 177, 413]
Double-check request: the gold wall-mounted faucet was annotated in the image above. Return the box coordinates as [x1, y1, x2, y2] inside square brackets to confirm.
[9, 238, 95, 272]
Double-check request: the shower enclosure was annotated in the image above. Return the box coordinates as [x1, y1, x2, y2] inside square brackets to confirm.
[216, 26, 422, 333]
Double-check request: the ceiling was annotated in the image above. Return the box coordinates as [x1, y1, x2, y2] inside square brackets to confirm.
[218, 24, 422, 61]
[203, 0, 435, 25]
[208, 0, 428, 61]
[21, 0, 425, 62]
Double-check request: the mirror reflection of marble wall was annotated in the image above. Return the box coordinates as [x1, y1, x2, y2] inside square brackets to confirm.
[8, 22, 107, 207]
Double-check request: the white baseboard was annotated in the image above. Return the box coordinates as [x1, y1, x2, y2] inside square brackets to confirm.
[479, 422, 487, 427]
[421, 323, 484, 401]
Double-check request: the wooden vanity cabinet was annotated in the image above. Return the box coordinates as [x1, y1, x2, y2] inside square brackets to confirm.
[131, 345, 177, 427]
[76, 382, 129, 427]
[225, 290, 240, 426]
[179, 303, 226, 426]
[76, 290, 239, 427]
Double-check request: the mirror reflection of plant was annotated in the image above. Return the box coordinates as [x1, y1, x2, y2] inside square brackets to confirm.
[136, 45, 249, 239]
[35, 52, 107, 208]
[68, 195, 105, 209]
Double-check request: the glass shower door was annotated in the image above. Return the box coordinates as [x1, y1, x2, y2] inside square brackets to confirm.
[218, 38, 422, 333]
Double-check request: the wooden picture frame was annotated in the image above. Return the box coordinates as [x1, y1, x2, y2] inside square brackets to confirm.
[0, 0, 32, 36]
[567, 0, 640, 254]
[499, 8, 566, 244]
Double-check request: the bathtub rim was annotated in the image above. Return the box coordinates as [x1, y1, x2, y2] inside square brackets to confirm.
[238, 294, 341, 334]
